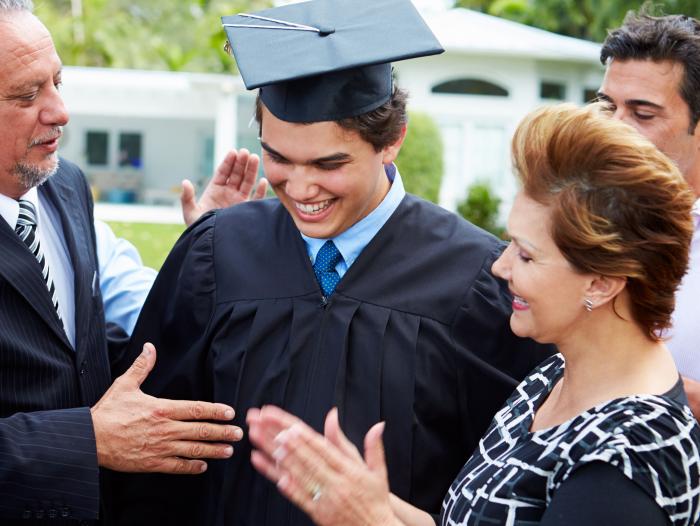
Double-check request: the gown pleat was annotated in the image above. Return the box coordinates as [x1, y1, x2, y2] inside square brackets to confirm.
[105, 196, 552, 526]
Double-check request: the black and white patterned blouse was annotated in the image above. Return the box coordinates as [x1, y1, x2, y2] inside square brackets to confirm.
[441, 354, 700, 526]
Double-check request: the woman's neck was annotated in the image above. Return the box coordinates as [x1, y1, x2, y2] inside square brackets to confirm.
[531, 315, 678, 431]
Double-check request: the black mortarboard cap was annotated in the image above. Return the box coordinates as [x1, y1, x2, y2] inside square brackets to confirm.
[222, 0, 444, 123]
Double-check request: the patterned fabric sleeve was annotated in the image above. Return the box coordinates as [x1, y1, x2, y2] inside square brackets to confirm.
[549, 396, 700, 526]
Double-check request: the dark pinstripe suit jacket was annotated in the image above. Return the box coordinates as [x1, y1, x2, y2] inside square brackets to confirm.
[0, 159, 111, 521]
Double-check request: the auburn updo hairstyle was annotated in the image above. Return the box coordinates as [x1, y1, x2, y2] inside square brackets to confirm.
[511, 103, 694, 340]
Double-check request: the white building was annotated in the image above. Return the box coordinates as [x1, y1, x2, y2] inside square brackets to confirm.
[397, 3, 604, 212]
[58, 2, 603, 213]
[59, 68, 249, 206]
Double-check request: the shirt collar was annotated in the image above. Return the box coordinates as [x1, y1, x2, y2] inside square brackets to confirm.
[302, 164, 406, 266]
[691, 198, 700, 229]
[0, 187, 39, 230]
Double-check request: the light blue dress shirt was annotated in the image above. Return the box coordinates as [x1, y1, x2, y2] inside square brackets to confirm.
[94, 220, 157, 336]
[302, 164, 406, 278]
[2, 191, 156, 338]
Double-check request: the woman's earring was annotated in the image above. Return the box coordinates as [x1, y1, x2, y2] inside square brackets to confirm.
[584, 298, 594, 312]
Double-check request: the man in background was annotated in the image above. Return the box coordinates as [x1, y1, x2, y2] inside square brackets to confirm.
[598, 10, 700, 416]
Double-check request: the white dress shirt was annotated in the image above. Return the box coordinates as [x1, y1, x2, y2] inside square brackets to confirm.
[667, 199, 700, 380]
[0, 188, 76, 348]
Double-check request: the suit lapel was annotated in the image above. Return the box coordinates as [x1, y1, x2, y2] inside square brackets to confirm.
[41, 173, 95, 361]
[0, 214, 72, 349]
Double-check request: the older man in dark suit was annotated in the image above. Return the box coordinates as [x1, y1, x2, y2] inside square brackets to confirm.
[0, 1, 245, 521]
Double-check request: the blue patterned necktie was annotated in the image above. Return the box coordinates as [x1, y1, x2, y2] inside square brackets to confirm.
[313, 240, 343, 297]
[15, 199, 62, 320]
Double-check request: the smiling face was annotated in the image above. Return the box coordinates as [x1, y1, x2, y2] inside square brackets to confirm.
[598, 59, 700, 195]
[260, 105, 403, 239]
[0, 10, 67, 199]
[491, 192, 595, 344]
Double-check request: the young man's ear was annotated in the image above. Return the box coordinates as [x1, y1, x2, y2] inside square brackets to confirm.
[382, 124, 408, 165]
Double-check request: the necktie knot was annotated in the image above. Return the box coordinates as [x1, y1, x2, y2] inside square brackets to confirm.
[313, 240, 343, 297]
[16, 199, 38, 231]
[14, 198, 62, 322]
[314, 240, 342, 272]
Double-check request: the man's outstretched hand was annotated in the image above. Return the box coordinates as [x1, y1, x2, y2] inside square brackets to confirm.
[91, 343, 242, 474]
[181, 148, 267, 226]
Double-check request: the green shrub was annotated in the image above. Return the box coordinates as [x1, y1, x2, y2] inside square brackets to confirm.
[457, 181, 505, 238]
[395, 112, 444, 203]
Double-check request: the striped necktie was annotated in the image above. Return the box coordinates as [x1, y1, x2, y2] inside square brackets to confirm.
[15, 199, 62, 320]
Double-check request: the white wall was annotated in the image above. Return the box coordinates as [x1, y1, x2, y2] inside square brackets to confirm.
[396, 53, 603, 216]
[61, 114, 215, 204]
[57, 47, 603, 212]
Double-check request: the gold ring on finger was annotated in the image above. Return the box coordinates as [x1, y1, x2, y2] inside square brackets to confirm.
[309, 482, 322, 502]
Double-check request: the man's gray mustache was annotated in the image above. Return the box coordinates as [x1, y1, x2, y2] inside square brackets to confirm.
[29, 127, 63, 148]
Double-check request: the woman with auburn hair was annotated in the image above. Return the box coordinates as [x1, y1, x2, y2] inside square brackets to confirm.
[247, 104, 700, 526]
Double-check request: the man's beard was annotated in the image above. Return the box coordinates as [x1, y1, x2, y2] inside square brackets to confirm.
[13, 126, 63, 190]
[13, 154, 60, 190]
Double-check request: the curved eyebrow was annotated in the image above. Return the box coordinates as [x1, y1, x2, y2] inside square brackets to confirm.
[596, 90, 664, 111]
[313, 153, 353, 163]
[260, 141, 352, 164]
[510, 235, 539, 253]
[5, 67, 63, 97]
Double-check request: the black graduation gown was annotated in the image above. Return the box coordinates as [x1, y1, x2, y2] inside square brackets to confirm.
[106, 194, 551, 526]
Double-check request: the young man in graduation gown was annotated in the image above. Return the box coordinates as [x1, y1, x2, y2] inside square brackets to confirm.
[106, 0, 551, 524]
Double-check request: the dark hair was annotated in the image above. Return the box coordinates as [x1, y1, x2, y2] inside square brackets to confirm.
[512, 103, 694, 341]
[255, 85, 409, 152]
[600, 8, 700, 133]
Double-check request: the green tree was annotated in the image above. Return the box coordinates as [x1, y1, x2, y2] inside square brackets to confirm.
[453, 0, 700, 42]
[395, 112, 444, 203]
[456, 181, 504, 237]
[34, 0, 272, 72]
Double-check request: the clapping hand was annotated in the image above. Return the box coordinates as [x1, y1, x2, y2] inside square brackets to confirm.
[248, 406, 401, 526]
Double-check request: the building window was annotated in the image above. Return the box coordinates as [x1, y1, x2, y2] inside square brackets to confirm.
[119, 133, 143, 168]
[540, 81, 566, 100]
[583, 88, 599, 103]
[86, 131, 109, 166]
[432, 78, 509, 97]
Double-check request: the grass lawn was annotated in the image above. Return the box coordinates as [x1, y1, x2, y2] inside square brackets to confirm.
[107, 222, 185, 270]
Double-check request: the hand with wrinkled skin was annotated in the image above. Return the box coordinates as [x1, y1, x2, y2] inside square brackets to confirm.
[248, 406, 433, 526]
[181, 148, 267, 226]
[91, 343, 242, 474]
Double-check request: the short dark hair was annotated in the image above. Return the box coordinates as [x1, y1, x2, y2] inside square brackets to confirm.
[255, 85, 408, 152]
[512, 103, 695, 341]
[600, 9, 700, 133]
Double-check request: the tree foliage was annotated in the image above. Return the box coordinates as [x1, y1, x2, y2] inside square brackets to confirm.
[395, 112, 444, 204]
[34, 1, 700, 70]
[34, 0, 272, 72]
[456, 181, 504, 237]
[453, 0, 700, 42]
